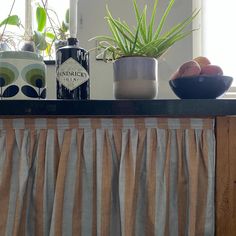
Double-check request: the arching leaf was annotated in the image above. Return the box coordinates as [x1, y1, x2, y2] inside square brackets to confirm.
[0, 15, 20, 28]
[36, 6, 47, 32]
[65, 9, 69, 24]
[33, 31, 47, 50]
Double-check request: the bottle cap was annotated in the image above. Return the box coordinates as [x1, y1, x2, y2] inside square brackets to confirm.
[67, 37, 79, 46]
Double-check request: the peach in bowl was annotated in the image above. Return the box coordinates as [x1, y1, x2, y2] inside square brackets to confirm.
[169, 57, 233, 99]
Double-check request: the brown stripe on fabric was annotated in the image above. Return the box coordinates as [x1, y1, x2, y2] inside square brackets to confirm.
[156, 118, 168, 129]
[124, 129, 135, 236]
[100, 130, 113, 236]
[12, 170, 22, 236]
[164, 130, 171, 236]
[113, 118, 123, 130]
[129, 128, 147, 236]
[0, 129, 15, 235]
[134, 118, 146, 129]
[202, 118, 214, 130]
[176, 130, 188, 236]
[92, 128, 97, 236]
[2, 119, 13, 129]
[146, 128, 157, 236]
[72, 130, 84, 236]
[47, 118, 58, 130]
[188, 129, 199, 236]
[91, 118, 101, 130]
[25, 118, 35, 130]
[16, 182, 28, 236]
[195, 130, 209, 235]
[180, 118, 191, 130]
[68, 118, 79, 129]
[34, 129, 47, 236]
[53, 130, 72, 236]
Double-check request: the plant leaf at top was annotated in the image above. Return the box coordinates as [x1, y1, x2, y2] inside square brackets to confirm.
[46, 32, 55, 40]
[154, 0, 175, 40]
[36, 6, 47, 32]
[65, 9, 69, 24]
[130, 11, 144, 54]
[0, 15, 20, 28]
[148, 0, 159, 41]
[33, 31, 47, 50]
[91, 0, 199, 60]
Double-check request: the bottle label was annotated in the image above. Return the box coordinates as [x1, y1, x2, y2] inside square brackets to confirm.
[57, 57, 89, 91]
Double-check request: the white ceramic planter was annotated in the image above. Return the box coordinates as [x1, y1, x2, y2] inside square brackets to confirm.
[0, 51, 46, 100]
[113, 56, 158, 99]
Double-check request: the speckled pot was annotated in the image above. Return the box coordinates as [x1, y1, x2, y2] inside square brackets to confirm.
[113, 56, 158, 99]
[0, 51, 46, 100]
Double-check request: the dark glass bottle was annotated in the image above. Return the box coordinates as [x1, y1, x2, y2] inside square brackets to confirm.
[56, 37, 90, 99]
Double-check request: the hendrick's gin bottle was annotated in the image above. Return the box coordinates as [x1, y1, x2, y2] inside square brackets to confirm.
[56, 37, 89, 99]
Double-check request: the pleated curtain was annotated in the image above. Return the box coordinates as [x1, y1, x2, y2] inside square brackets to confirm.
[0, 118, 215, 236]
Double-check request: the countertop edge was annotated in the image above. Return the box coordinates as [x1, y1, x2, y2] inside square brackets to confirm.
[0, 99, 236, 117]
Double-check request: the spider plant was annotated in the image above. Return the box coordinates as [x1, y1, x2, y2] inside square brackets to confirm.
[91, 0, 199, 61]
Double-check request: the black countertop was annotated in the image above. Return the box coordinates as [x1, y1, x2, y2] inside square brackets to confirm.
[1, 99, 236, 117]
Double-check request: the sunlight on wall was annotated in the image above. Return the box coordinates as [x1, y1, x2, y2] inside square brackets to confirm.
[202, 0, 236, 85]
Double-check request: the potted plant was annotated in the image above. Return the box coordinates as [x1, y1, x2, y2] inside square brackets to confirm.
[33, 0, 69, 58]
[91, 0, 199, 99]
[0, 1, 47, 100]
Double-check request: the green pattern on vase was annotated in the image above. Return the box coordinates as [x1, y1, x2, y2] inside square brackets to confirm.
[0, 62, 18, 87]
[21, 64, 46, 88]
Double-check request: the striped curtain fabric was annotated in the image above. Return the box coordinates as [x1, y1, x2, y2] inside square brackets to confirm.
[0, 118, 215, 236]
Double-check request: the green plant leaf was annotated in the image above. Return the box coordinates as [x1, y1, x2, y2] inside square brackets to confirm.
[46, 32, 55, 40]
[33, 31, 47, 50]
[65, 9, 69, 24]
[91, 0, 199, 60]
[36, 6, 47, 32]
[140, 5, 147, 43]
[61, 21, 69, 32]
[0, 15, 21, 28]
[130, 12, 143, 54]
[154, 0, 175, 40]
[148, 0, 159, 41]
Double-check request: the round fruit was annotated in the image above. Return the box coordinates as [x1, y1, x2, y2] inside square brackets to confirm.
[178, 60, 201, 77]
[193, 56, 211, 68]
[200, 64, 223, 76]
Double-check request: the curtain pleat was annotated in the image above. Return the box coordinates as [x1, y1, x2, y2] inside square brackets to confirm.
[0, 118, 215, 236]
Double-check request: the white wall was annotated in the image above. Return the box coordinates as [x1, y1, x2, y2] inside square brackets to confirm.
[47, 0, 194, 100]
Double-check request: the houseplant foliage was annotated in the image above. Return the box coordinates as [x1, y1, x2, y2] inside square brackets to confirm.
[0, 0, 21, 50]
[92, 0, 199, 61]
[33, 2, 69, 58]
[90, 0, 199, 99]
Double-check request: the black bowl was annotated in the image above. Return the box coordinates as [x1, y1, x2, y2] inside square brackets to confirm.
[169, 75, 233, 99]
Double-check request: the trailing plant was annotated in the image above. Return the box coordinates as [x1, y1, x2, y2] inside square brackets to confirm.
[33, 0, 69, 58]
[91, 0, 199, 61]
[0, 0, 21, 50]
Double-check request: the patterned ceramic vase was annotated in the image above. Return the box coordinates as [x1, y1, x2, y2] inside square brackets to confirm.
[0, 51, 46, 100]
